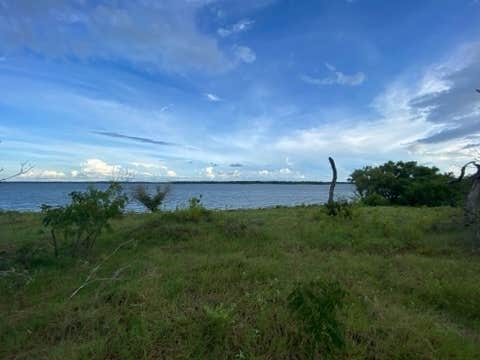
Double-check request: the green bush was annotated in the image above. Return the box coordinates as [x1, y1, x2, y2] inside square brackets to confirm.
[41, 182, 127, 257]
[362, 192, 390, 206]
[350, 161, 462, 206]
[287, 279, 346, 357]
[132, 184, 169, 212]
[175, 196, 211, 222]
[324, 199, 355, 218]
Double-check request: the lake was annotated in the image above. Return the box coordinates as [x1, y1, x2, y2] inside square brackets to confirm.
[0, 182, 356, 212]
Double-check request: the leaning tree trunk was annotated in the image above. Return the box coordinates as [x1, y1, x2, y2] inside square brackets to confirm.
[452, 161, 480, 226]
[328, 157, 337, 205]
[464, 166, 480, 226]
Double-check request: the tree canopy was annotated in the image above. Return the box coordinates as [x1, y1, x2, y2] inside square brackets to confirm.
[349, 161, 462, 206]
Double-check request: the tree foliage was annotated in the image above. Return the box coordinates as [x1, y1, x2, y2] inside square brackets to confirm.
[41, 183, 127, 257]
[350, 161, 461, 206]
[132, 184, 169, 212]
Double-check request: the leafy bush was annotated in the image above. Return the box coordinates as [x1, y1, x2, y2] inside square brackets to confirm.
[350, 161, 461, 206]
[41, 182, 127, 257]
[175, 196, 211, 222]
[361, 192, 390, 206]
[287, 279, 346, 357]
[324, 199, 355, 218]
[132, 184, 169, 212]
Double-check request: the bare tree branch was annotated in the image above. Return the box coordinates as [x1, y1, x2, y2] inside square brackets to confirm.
[449, 161, 477, 184]
[69, 238, 136, 299]
[0, 162, 34, 182]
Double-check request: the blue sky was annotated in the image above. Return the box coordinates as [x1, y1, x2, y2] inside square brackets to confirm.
[1, 0, 479, 181]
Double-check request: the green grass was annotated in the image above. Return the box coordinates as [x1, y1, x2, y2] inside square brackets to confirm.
[1, 205, 480, 359]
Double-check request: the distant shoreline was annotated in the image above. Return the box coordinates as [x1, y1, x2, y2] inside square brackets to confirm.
[4, 181, 352, 185]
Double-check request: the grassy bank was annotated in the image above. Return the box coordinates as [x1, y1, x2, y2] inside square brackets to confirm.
[1, 206, 480, 359]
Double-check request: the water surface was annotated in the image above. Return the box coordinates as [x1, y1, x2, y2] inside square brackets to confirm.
[0, 182, 356, 212]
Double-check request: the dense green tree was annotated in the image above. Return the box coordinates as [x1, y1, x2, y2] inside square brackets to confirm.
[349, 161, 462, 206]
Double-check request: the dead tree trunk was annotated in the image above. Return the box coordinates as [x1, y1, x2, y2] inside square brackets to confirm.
[328, 157, 337, 205]
[452, 161, 480, 226]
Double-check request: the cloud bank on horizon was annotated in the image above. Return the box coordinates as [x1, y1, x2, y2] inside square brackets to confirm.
[0, 0, 479, 181]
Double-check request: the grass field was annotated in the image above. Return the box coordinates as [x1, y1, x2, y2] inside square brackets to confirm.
[1, 205, 480, 359]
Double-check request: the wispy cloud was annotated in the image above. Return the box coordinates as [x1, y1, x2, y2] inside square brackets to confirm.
[160, 104, 173, 112]
[301, 63, 366, 86]
[93, 131, 178, 146]
[233, 45, 257, 64]
[205, 93, 221, 102]
[229, 163, 243, 167]
[218, 19, 255, 37]
[408, 43, 480, 146]
[19, 169, 66, 179]
[0, 0, 229, 73]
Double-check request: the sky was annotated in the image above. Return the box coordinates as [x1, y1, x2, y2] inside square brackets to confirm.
[0, 0, 480, 181]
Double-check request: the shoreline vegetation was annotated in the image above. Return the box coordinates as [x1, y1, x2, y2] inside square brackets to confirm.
[2, 180, 352, 184]
[1, 161, 479, 358]
[1, 204, 480, 359]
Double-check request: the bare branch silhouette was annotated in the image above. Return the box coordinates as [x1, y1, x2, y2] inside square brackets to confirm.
[0, 162, 34, 182]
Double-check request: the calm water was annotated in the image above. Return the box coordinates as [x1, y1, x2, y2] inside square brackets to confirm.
[0, 182, 356, 212]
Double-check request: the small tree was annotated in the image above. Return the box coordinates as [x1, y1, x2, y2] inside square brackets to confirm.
[133, 184, 170, 212]
[350, 161, 460, 206]
[41, 182, 127, 257]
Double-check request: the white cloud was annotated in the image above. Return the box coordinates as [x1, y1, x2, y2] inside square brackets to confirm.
[19, 169, 66, 179]
[279, 167, 292, 174]
[71, 170, 79, 177]
[81, 158, 121, 177]
[233, 45, 256, 64]
[129, 161, 177, 178]
[129, 162, 158, 169]
[301, 63, 366, 86]
[275, 44, 480, 176]
[205, 93, 221, 102]
[203, 166, 215, 179]
[218, 19, 255, 37]
[259, 170, 270, 176]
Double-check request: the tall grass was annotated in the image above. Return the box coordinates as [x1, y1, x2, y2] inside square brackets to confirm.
[1, 205, 479, 359]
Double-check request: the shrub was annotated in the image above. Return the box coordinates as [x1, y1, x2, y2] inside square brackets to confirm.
[350, 161, 461, 206]
[132, 184, 169, 212]
[361, 192, 390, 206]
[324, 199, 354, 219]
[175, 196, 211, 222]
[41, 182, 127, 257]
[287, 279, 346, 357]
